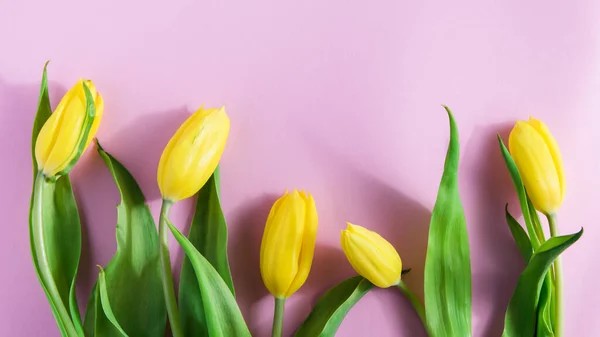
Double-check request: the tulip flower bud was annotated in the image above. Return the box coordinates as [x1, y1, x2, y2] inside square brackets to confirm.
[260, 190, 318, 298]
[157, 106, 230, 202]
[509, 117, 565, 214]
[341, 223, 402, 288]
[34, 80, 103, 179]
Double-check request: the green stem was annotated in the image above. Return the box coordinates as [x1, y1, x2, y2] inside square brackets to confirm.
[547, 213, 563, 337]
[32, 173, 79, 337]
[271, 297, 285, 337]
[396, 281, 429, 336]
[158, 200, 183, 337]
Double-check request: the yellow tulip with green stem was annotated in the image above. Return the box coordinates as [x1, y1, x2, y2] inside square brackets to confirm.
[508, 117, 566, 336]
[31, 74, 103, 337]
[340, 223, 428, 334]
[260, 190, 318, 337]
[156, 106, 230, 337]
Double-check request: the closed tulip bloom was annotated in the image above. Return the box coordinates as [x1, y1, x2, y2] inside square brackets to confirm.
[260, 190, 318, 298]
[341, 223, 402, 288]
[35, 80, 103, 179]
[157, 106, 230, 202]
[509, 117, 565, 214]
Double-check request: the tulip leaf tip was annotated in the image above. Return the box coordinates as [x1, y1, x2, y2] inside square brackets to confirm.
[94, 138, 104, 151]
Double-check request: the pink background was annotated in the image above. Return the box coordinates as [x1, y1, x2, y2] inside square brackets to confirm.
[1, 0, 599, 336]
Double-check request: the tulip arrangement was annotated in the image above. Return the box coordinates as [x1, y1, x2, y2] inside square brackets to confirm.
[28, 63, 582, 337]
[498, 119, 582, 337]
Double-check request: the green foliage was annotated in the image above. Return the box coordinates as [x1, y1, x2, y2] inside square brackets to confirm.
[179, 167, 235, 336]
[424, 106, 472, 337]
[502, 230, 582, 337]
[168, 220, 251, 337]
[83, 144, 165, 336]
[295, 276, 373, 337]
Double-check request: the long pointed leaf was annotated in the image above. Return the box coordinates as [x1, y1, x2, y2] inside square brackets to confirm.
[505, 205, 532, 262]
[497, 136, 541, 249]
[502, 229, 583, 337]
[180, 167, 234, 335]
[168, 220, 250, 337]
[295, 276, 373, 337]
[83, 143, 165, 337]
[424, 106, 472, 337]
[97, 268, 130, 337]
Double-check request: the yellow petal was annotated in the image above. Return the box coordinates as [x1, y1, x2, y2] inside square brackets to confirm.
[285, 192, 318, 297]
[259, 191, 289, 294]
[157, 108, 198, 197]
[526, 117, 565, 204]
[509, 120, 562, 213]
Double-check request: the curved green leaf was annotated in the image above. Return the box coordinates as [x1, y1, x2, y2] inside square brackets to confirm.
[505, 205, 532, 262]
[30, 61, 52, 175]
[295, 276, 373, 337]
[29, 62, 83, 336]
[168, 220, 250, 337]
[506, 204, 555, 336]
[536, 275, 555, 337]
[180, 167, 234, 336]
[502, 229, 583, 337]
[497, 136, 541, 249]
[424, 106, 472, 337]
[83, 143, 165, 337]
[97, 268, 130, 337]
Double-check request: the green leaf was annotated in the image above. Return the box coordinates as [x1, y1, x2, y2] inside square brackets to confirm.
[506, 203, 555, 336]
[83, 143, 165, 337]
[97, 268, 130, 337]
[536, 275, 555, 337]
[502, 229, 583, 337]
[295, 276, 373, 337]
[168, 220, 251, 337]
[505, 204, 532, 262]
[29, 62, 83, 336]
[424, 106, 472, 337]
[532, 201, 553, 337]
[497, 136, 541, 249]
[179, 167, 235, 336]
[31, 61, 52, 175]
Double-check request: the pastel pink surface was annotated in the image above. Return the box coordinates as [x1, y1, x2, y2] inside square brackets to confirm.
[1, 0, 599, 336]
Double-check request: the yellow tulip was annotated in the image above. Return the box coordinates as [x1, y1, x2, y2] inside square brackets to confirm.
[509, 117, 565, 214]
[341, 223, 402, 288]
[260, 190, 318, 298]
[34, 79, 103, 179]
[157, 106, 230, 202]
